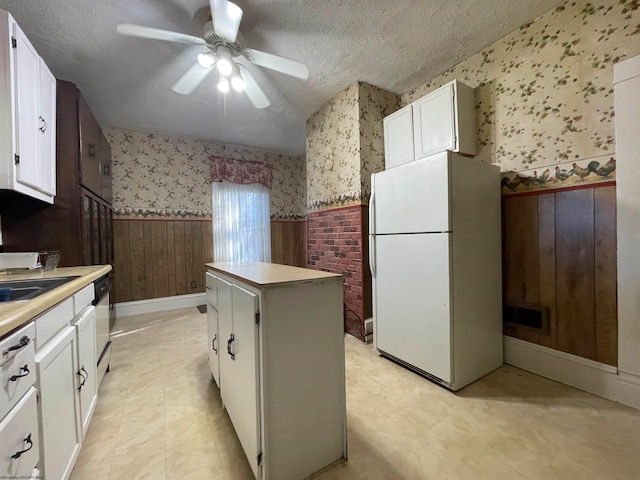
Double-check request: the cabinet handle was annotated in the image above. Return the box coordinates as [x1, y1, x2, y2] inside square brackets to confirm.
[9, 364, 30, 382]
[77, 366, 87, 391]
[227, 334, 235, 360]
[11, 433, 33, 460]
[212, 334, 217, 353]
[38, 116, 44, 132]
[88, 143, 96, 158]
[103, 164, 110, 176]
[41, 117, 47, 133]
[3, 335, 30, 356]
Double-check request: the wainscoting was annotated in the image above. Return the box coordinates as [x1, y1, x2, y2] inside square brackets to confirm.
[113, 219, 213, 302]
[502, 185, 617, 366]
[270, 220, 307, 267]
[114, 218, 307, 302]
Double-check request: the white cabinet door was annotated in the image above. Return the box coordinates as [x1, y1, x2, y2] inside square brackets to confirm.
[207, 303, 220, 387]
[413, 83, 456, 161]
[13, 21, 40, 191]
[35, 327, 81, 480]
[383, 104, 414, 169]
[221, 284, 260, 478]
[0, 387, 40, 479]
[37, 59, 56, 195]
[75, 307, 97, 439]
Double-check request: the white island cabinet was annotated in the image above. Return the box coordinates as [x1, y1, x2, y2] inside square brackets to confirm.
[206, 262, 347, 480]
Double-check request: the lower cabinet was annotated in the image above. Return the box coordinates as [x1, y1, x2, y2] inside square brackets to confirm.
[35, 326, 81, 480]
[73, 306, 97, 439]
[206, 272, 220, 387]
[0, 387, 40, 479]
[219, 283, 260, 477]
[206, 265, 347, 480]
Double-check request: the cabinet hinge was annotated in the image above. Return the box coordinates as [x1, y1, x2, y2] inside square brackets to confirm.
[14, 153, 19, 164]
[11, 36, 16, 48]
[255, 313, 260, 324]
[257, 452, 263, 466]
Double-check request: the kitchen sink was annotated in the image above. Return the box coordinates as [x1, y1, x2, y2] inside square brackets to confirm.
[0, 276, 80, 303]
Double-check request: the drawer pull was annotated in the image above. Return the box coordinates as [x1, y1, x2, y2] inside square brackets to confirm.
[9, 364, 30, 382]
[3, 335, 30, 356]
[212, 334, 217, 354]
[11, 433, 33, 459]
[227, 334, 235, 360]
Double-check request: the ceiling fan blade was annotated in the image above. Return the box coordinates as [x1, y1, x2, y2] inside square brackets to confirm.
[241, 68, 270, 109]
[243, 49, 309, 80]
[210, 0, 243, 43]
[116, 23, 206, 46]
[171, 63, 214, 95]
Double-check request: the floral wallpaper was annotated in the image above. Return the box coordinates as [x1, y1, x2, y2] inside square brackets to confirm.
[305, 82, 398, 210]
[401, 0, 640, 174]
[105, 128, 306, 220]
[359, 83, 400, 198]
[305, 83, 361, 209]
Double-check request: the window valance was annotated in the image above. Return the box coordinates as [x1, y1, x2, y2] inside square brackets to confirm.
[210, 156, 273, 188]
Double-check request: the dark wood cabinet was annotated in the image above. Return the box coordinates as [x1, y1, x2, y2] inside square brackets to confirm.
[99, 129, 113, 204]
[78, 94, 102, 196]
[2, 80, 114, 274]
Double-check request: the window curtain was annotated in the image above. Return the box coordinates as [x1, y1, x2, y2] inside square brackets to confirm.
[210, 156, 272, 263]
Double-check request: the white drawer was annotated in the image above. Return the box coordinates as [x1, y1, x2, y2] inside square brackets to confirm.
[74, 284, 94, 316]
[0, 387, 40, 478]
[206, 272, 218, 308]
[0, 323, 36, 421]
[35, 297, 73, 350]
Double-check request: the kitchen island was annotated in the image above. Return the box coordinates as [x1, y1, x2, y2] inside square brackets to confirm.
[205, 262, 347, 480]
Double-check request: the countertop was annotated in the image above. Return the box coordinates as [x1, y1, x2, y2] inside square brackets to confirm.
[206, 262, 342, 289]
[0, 265, 111, 337]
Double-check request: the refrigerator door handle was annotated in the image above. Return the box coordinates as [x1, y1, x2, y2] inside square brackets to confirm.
[369, 188, 375, 235]
[369, 235, 376, 277]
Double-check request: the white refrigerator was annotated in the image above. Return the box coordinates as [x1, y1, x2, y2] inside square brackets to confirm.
[369, 151, 503, 391]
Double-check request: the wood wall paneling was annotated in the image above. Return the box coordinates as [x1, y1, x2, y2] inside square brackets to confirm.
[151, 222, 169, 298]
[113, 221, 131, 304]
[271, 221, 306, 267]
[113, 219, 215, 302]
[537, 193, 557, 350]
[555, 189, 596, 360]
[128, 221, 146, 301]
[173, 221, 187, 295]
[594, 186, 617, 366]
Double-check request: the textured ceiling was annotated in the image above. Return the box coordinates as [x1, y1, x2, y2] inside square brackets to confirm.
[0, 0, 562, 155]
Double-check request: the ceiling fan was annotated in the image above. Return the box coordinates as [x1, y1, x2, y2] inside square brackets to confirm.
[116, 0, 309, 109]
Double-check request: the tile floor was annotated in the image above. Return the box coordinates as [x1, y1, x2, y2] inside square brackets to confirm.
[71, 307, 640, 480]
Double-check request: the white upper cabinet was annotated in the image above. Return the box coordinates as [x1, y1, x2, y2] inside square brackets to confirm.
[384, 80, 476, 169]
[0, 10, 56, 203]
[383, 104, 414, 169]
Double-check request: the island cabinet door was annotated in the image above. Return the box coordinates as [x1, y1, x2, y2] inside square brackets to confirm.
[220, 283, 261, 478]
[207, 304, 220, 387]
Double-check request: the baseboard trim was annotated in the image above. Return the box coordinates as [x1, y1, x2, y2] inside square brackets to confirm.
[115, 293, 207, 318]
[504, 336, 640, 410]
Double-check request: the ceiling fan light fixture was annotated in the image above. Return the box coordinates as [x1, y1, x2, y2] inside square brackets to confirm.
[216, 47, 233, 76]
[231, 74, 245, 92]
[217, 76, 230, 93]
[196, 52, 216, 69]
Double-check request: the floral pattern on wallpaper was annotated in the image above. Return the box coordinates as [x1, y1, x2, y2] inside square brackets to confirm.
[306, 83, 361, 206]
[105, 128, 306, 220]
[359, 82, 400, 198]
[400, 0, 640, 173]
[305, 82, 398, 210]
[500, 155, 616, 194]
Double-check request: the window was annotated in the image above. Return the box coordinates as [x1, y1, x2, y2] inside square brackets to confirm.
[212, 181, 271, 262]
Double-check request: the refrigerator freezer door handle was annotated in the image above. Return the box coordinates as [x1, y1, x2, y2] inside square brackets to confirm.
[369, 188, 375, 235]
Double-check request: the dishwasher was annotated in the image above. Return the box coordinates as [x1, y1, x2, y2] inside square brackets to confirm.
[94, 275, 112, 385]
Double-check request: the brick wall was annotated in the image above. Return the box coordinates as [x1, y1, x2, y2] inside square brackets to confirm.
[307, 205, 371, 340]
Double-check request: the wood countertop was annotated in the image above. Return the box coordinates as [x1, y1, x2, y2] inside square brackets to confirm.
[206, 262, 342, 289]
[0, 265, 111, 337]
